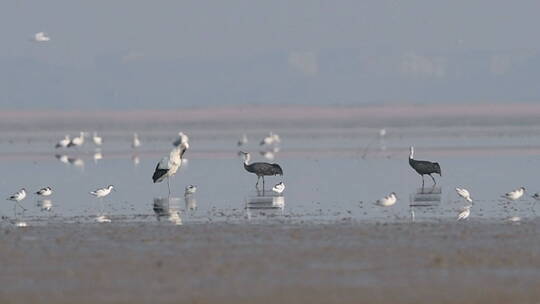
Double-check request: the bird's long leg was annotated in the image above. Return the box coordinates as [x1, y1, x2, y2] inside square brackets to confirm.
[16, 201, 26, 211]
[262, 176, 265, 192]
[430, 174, 437, 185]
[256, 176, 260, 189]
[421, 176, 425, 193]
[167, 177, 171, 197]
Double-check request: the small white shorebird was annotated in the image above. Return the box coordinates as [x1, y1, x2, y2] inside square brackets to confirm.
[132, 133, 141, 148]
[272, 182, 285, 194]
[152, 142, 189, 195]
[55, 135, 70, 149]
[502, 187, 525, 201]
[455, 187, 472, 203]
[92, 132, 103, 146]
[35, 187, 53, 197]
[375, 192, 397, 207]
[260, 132, 280, 146]
[457, 205, 471, 220]
[237, 134, 248, 146]
[173, 132, 189, 147]
[90, 185, 115, 199]
[33, 32, 50, 42]
[185, 185, 197, 195]
[68, 132, 85, 148]
[506, 216, 521, 223]
[7, 188, 27, 210]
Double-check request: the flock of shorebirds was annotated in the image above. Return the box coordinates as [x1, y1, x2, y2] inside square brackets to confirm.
[5, 131, 285, 212]
[4, 130, 537, 222]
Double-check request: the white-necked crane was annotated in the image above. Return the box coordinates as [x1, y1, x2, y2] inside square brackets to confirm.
[240, 151, 283, 189]
[408, 146, 441, 188]
[152, 142, 189, 196]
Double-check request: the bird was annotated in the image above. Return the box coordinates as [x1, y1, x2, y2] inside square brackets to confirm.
[457, 205, 471, 220]
[408, 146, 441, 188]
[92, 132, 103, 146]
[455, 187, 472, 203]
[132, 133, 141, 148]
[152, 142, 189, 195]
[89, 185, 115, 199]
[379, 128, 387, 137]
[33, 32, 50, 42]
[272, 182, 285, 194]
[7, 188, 27, 210]
[172, 132, 189, 147]
[502, 187, 525, 201]
[185, 185, 197, 195]
[375, 192, 397, 207]
[532, 193, 540, 200]
[240, 151, 283, 189]
[68, 132, 85, 148]
[506, 216, 521, 223]
[238, 134, 248, 146]
[260, 132, 280, 146]
[55, 135, 70, 149]
[35, 187, 53, 197]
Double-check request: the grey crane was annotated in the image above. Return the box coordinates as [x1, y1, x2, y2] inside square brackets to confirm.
[240, 151, 283, 189]
[152, 142, 188, 195]
[408, 146, 441, 188]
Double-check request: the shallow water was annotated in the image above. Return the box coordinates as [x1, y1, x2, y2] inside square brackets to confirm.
[1, 124, 540, 227]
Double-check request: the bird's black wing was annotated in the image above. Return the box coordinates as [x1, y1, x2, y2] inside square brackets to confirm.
[152, 163, 169, 183]
[410, 159, 439, 175]
[251, 162, 282, 176]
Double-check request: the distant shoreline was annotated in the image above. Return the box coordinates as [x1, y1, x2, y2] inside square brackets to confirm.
[1, 103, 540, 129]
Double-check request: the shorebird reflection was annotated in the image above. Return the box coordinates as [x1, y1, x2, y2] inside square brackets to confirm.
[409, 187, 441, 207]
[153, 197, 183, 225]
[37, 199, 53, 211]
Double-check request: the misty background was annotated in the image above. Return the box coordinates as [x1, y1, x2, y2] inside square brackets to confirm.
[1, 0, 539, 109]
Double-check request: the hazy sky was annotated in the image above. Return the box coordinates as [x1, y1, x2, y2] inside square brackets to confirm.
[1, 0, 540, 109]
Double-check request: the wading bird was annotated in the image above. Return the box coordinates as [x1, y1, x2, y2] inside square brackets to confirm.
[132, 133, 141, 148]
[502, 187, 525, 201]
[455, 187, 472, 203]
[408, 146, 441, 188]
[68, 132, 85, 148]
[152, 143, 189, 195]
[532, 193, 540, 201]
[238, 134, 248, 146]
[35, 187, 53, 197]
[92, 132, 103, 146]
[272, 182, 285, 194]
[185, 185, 197, 195]
[7, 188, 27, 210]
[33, 32, 50, 42]
[375, 192, 397, 207]
[260, 132, 280, 146]
[55, 135, 70, 149]
[240, 151, 283, 189]
[90, 185, 115, 199]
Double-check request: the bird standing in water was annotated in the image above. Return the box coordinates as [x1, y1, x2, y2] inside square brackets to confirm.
[240, 151, 283, 190]
[152, 142, 189, 196]
[408, 146, 441, 189]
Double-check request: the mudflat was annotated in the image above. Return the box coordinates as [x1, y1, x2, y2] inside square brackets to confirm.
[1, 221, 539, 304]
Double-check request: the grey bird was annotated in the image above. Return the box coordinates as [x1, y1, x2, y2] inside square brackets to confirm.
[240, 151, 283, 189]
[409, 146, 441, 188]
